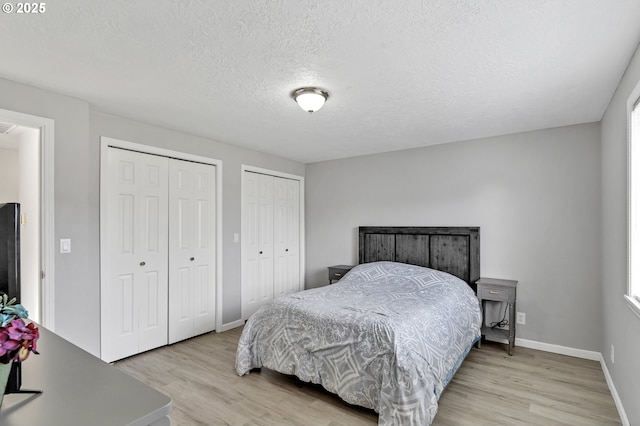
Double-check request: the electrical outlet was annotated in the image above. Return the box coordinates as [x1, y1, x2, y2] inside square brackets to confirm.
[611, 344, 615, 364]
[516, 312, 526, 325]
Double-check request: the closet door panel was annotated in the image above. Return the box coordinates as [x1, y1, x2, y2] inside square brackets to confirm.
[192, 163, 216, 336]
[137, 154, 169, 352]
[243, 172, 274, 317]
[169, 159, 216, 343]
[104, 149, 139, 361]
[274, 178, 300, 295]
[258, 175, 274, 304]
[119, 194, 135, 254]
[177, 267, 192, 320]
[143, 271, 160, 328]
[244, 259, 260, 316]
[286, 179, 300, 294]
[169, 161, 195, 343]
[273, 177, 288, 298]
[138, 270, 164, 353]
[194, 264, 211, 329]
[242, 173, 261, 318]
[118, 273, 136, 336]
[103, 149, 168, 362]
[273, 255, 286, 298]
[259, 257, 274, 303]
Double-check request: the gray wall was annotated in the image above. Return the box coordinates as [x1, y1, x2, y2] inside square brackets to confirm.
[0, 77, 305, 357]
[306, 123, 602, 351]
[601, 42, 640, 425]
[0, 78, 94, 351]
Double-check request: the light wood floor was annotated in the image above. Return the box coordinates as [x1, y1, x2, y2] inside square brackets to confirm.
[115, 327, 621, 425]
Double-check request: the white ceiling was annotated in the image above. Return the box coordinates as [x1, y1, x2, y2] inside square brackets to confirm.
[1, 1, 639, 163]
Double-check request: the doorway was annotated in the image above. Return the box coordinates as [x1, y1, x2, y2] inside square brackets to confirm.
[0, 109, 55, 328]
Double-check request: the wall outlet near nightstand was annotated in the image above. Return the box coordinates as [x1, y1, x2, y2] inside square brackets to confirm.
[516, 312, 526, 325]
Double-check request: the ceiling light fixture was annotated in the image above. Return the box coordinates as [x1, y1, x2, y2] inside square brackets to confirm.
[291, 87, 329, 114]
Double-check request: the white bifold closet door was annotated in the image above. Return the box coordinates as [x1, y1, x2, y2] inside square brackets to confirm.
[102, 147, 216, 362]
[168, 159, 216, 344]
[102, 148, 169, 362]
[243, 171, 300, 319]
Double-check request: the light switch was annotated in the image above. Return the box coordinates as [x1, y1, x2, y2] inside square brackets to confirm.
[233, 233, 239, 243]
[60, 239, 71, 253]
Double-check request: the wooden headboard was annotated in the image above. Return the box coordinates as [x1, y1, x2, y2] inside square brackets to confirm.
[358, 226, 480, 288]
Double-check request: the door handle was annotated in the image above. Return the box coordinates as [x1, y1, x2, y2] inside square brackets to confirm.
[259, 251, 263, 254]
[190, 257, 195, 261]
[285, 248, 289, 252]
[140, 261, 146, 266]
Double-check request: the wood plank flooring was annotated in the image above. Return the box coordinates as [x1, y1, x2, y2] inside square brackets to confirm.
[115, 327, 621, 425]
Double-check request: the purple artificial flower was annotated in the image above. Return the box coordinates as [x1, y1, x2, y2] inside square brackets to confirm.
[0, 329, 21, 363]
[0, 295, 40, 363]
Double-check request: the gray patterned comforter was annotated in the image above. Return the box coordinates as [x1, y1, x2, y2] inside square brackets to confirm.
[236, 261, 482, 425]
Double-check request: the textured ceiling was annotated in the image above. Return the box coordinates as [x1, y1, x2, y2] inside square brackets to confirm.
[1, 1, 639, 163]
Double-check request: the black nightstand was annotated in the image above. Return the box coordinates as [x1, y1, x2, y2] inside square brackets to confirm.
[476, 277, 518, 355]
[327, 265, 355, 284]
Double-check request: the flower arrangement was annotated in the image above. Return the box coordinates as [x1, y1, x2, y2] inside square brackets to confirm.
[0, 294, 39, 364]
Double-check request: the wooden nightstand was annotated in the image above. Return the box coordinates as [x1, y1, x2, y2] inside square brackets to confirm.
[476, 277, 518, 355]
[327, 265, 355, 284]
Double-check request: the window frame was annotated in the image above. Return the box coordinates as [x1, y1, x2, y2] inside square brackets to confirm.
[626, 81, 640, 319]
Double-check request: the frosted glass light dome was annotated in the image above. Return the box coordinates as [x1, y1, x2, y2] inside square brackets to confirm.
[292, 88, 329, 113]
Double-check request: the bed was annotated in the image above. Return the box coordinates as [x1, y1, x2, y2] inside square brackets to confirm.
[236, 227, 482, 425]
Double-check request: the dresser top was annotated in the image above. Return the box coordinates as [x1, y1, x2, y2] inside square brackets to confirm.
[0, 325, 171, 426]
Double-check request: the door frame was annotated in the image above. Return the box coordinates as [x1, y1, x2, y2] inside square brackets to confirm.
[0, 108, 55, 329]
[240, 165, 305, 320]
[99, 137, 223, 338]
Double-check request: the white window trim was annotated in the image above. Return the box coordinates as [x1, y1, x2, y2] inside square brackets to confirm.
[624, 295, 640, 319]
[626, 79, 640, 320]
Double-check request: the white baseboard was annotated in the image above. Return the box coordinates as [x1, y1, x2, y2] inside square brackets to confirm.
[599, 354, 630, 426]
[484, 336, 600, 360]
[484, 336, 628, 424]
[515, 338, 601, 361]
[217, 319, 244, 333]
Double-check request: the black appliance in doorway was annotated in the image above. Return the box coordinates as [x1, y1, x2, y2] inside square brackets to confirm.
[0, 202, 22, 394]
